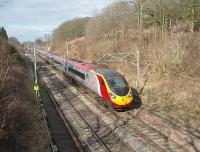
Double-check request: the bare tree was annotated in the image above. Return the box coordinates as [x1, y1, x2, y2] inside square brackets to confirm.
[87, 1, 135, 40]
[0, 57, 10, 93]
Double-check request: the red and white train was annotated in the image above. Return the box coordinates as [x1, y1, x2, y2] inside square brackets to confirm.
[36, 49, 134, 110]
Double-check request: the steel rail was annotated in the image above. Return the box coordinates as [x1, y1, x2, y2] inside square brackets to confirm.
[45, 75, 111, 152]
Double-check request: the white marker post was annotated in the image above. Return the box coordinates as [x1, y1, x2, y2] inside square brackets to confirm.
[33, 42, 39, 100]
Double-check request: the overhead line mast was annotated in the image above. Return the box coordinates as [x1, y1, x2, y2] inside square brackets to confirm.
[97, 49, 140, 90]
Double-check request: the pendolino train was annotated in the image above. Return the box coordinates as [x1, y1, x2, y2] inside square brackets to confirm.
[36, 49, 134, 110]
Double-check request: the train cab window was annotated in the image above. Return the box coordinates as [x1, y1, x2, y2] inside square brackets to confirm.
[107, 77, 129, 96]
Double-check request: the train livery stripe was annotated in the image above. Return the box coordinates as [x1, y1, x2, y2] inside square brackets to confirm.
[94, 74, 102, 97]
[96, 75, 111, 102]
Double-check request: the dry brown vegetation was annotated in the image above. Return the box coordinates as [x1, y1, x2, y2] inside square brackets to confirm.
[47, 0, 200, 129]
[0, 39, 49, 152]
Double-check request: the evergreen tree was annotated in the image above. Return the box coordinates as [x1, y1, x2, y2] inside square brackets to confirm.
[0, 27, 8, 40]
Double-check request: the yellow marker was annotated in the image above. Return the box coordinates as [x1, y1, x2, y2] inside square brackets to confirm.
[34, 83, 39, 92]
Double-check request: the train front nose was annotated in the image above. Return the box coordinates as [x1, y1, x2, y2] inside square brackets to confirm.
[106, 75, 133, 109]
[122, 96, 133, 105]
[111, 95, 133, 109]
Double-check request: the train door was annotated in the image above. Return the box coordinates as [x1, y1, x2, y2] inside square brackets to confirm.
[68, 65, 75, 82]
[96, 75, 111, 102]
[87, 73, 101, 97]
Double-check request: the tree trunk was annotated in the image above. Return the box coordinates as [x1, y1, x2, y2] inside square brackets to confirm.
[161, 0, 165, 41]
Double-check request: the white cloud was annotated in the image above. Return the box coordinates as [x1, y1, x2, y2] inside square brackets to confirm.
[8, 25, 56, 32]
[0, 0, 117, 41]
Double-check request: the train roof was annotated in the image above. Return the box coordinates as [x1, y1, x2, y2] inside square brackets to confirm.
[65, 59, 97, 72]
[95, 68, 123, 79]
[47, 53, 97, 72]
[36, 49, 99, 72]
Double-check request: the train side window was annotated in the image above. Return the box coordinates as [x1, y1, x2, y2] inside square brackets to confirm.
[65, 67, 68, 72]
[68, 67, 85, 79]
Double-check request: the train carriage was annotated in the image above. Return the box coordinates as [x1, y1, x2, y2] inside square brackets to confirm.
[36, 49, 134, 110]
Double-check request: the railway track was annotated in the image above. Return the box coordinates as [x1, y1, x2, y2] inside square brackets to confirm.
[141, 104, 200, 138]
[52, 72, 165, 152]
[38, 65, 135, 152]
[56, 75, 190, 152]
[79, 92, 187, 152]
[86, 90, 200, 152]
[124, 106, 200, 152]
[115, 111, 187, 152]
[62, 70, 200, 152]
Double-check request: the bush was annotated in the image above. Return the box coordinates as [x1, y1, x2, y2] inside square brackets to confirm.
[12, 52, 22, 62]
[8, 45, 17, 54]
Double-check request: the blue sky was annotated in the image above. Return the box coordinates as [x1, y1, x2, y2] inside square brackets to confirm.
[0, 0, 117, 42]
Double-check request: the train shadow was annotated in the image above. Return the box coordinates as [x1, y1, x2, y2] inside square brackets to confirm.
[131, 88, 142, 109]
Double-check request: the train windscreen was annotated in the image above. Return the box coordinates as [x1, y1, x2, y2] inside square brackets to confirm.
[107, 77, 129, 96]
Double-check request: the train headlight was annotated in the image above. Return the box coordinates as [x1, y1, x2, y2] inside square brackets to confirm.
[109, 93, 116, 99]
